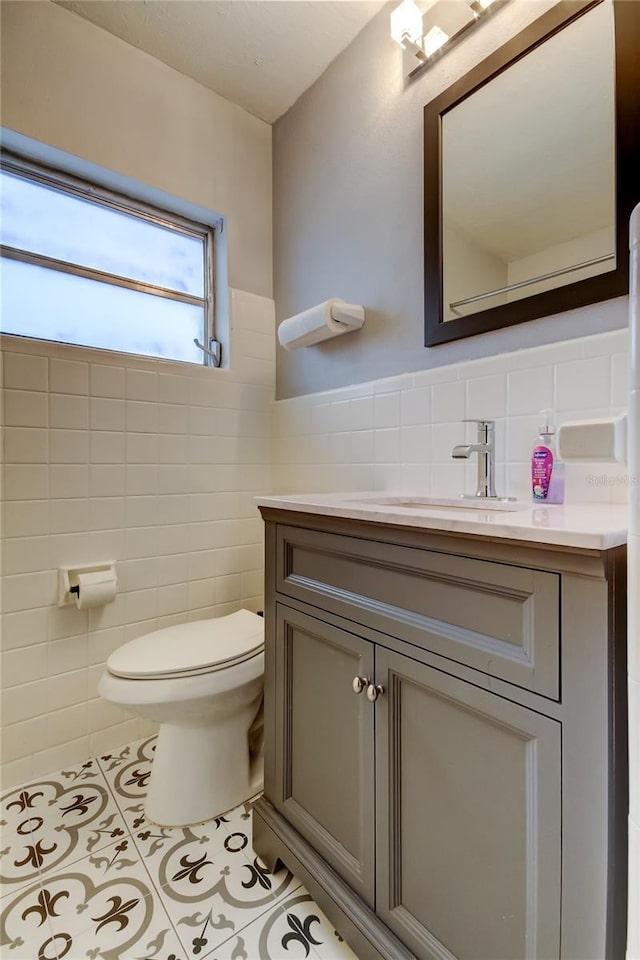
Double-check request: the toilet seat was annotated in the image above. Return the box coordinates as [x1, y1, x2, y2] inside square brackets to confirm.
[107, 609, 264, 680]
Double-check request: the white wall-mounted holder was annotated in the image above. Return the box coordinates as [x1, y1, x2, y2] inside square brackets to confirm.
[58, 562, 117, 609]
[557, 414, 627, 463]
[277, 299, 365, 351]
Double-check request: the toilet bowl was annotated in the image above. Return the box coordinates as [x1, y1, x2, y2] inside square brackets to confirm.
[99, 608, 264, 827]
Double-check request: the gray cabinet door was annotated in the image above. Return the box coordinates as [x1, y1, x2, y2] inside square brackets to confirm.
[375, 647, 561, 960]
[273, 603, 376, 906]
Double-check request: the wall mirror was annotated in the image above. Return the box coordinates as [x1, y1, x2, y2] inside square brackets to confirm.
[424, 0, 640, 346]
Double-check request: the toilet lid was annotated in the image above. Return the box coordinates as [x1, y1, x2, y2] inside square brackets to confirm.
[107, 609, 264, 679]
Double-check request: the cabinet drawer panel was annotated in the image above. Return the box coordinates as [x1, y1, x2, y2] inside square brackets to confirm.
[276, 524, 559, 699]
[376, 648, 561, 960]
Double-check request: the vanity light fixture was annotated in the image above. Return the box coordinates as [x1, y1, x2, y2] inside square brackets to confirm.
[391, 0, 506, 78]
[422, 25, 450, 58]
[466, 0, 498, 12]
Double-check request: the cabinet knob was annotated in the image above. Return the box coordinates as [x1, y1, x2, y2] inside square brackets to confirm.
[366, 683, 384, 702]
[352, 676, 369, 694]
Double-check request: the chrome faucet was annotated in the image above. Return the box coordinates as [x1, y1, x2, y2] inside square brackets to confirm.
[451, 419, 498, 499]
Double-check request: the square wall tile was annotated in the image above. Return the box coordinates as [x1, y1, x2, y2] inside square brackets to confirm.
[90, 397, 125, 431]
[401, 425, 430, 464]
[49, 498, 90, 535]
[2, 536, 50, 575]
[49, 429, 89, 463]
[159, 374, 192, 405]
[2, 499, 49, 538]
[507, 366, 554, 417]
[157, 403, 190, 434]
[3, 389, 48, 427]
[612, 353, 629, 408]
[432, 380, 465, 423]
[3, 352, 48, 391]
[50, 464, 89, 499]
[1, 608, 49, 650]
[1, 644, 48, 687]
[90, 363, 125, 398]
[1, 679, 48, 725]
[90, 431, 126, 464]
[49, 394, 89, 429]
[3, 465, 49, 500]
[374, 392, 401, 429]
[350, 396, 374, 431]
[465, 374, 506, 419]
[90, 464, 126, 498]
[126, 400, 159, 433]
[126, 368, 158, 401]
[555, 356, 611, 411]
[1, 715, 49, 763]
[48, 605, 88, 641]
[374, 429, 401, 464]
[1, 571, 57, 613]
[4, 427, 48, 462]
[47, 635, 89, 675]
[49, 358, 89, 395]
[45, 701, 89, 747]
[401, 387, 430, 426]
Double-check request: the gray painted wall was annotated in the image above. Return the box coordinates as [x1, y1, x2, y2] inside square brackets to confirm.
[274, 0, 626, 399]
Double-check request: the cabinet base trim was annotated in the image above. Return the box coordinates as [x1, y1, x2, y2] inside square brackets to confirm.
[253, 797, 417, 960]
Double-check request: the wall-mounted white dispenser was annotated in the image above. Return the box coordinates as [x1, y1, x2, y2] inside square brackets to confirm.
[277, 299, 365, 350]
[557, 414, 627, 463]
[58, 563, 117, 609]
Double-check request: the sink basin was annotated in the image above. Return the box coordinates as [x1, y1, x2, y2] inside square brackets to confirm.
[348, 495, 522, 512]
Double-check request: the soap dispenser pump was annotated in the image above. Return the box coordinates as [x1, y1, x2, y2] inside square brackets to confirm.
[531, 411, 565, 504]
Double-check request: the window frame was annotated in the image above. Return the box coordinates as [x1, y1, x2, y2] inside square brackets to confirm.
[0, 153, 217, 365]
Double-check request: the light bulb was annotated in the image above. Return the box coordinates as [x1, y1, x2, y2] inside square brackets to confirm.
[423, 25, 449, 57]
[390, 0, 424, 48]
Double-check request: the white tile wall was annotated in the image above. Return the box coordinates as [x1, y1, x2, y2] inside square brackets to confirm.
[272, 328, 630, 507]
[1, 314, 630, 791]
[0, 289, 275, 789]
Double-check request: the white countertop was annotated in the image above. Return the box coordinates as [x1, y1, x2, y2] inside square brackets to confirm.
[256, 492, 628, 550]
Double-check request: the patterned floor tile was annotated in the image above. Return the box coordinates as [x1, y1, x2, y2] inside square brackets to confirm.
[97, 736, 157, 817]
[57, 888, 185, 960]
[206, 886, 353, 960]
[0, 738, 363, 960]
[1, 879, 58, 960]
[257, 885, 359, 960]
[1, 756, 128, 891]
[158, 843, 302, 959]
[122, 800, 232, 874]
[213, 800, 257, 845]
[16, 837, 183, 960]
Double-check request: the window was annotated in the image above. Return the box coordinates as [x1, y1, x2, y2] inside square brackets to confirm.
[0, 156, 217, 365]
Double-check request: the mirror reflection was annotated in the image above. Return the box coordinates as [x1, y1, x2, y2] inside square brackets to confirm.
[441, 1, 615, 321]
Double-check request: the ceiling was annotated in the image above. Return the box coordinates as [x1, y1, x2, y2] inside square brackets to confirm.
[54, 0, 386, 124]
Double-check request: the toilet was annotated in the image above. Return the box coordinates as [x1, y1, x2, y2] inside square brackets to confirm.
[99, 608, 264, 827]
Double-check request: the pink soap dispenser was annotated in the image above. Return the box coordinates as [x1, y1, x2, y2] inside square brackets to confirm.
[531, 411, 565, 505]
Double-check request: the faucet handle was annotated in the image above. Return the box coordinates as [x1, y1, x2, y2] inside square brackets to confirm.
[462, 419, 495, 436]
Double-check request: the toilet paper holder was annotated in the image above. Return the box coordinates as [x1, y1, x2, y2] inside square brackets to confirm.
[58, 562, 117, 607]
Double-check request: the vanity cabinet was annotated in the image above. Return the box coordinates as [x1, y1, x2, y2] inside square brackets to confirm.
[253, 509, 627, 960]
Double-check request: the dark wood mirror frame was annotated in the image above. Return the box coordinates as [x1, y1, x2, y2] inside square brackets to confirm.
[424, 0, 640, 347]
